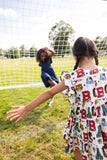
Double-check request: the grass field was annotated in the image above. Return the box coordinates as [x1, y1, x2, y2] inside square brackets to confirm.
[0, 55, 107, 88]
[0, 56, 107, 160]
[0, 87, 75, 160]
[0, 56, 75, 88]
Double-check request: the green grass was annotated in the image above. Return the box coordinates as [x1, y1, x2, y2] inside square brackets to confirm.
[0, 56, 75, 87]
[0, 55, 107, 87]
[0, 86, 76, 160]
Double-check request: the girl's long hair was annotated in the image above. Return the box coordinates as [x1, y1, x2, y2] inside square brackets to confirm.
[72, 37, 99, 70]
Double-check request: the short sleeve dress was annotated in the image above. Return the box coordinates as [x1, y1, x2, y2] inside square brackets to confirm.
[39, 58, 59, 87]
[63, 66, 107, 160]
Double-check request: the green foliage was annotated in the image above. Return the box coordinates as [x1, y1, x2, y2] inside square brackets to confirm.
[9, 47, 20, 59]
[94, 36, 107, 53]
[48, 20, 75, 57]
[29, 45, 37, 57]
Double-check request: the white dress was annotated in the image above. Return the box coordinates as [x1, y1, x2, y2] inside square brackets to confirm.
[63, 67, 107, 160]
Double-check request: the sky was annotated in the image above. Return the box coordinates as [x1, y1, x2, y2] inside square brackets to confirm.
[0, 0, 107, 49]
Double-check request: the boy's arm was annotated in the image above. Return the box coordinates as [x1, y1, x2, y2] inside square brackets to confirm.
[7, 80, 67, 123]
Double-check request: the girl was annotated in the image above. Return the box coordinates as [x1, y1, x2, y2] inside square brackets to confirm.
[36, 47, 59, 106]
[7, 37, 107, 160]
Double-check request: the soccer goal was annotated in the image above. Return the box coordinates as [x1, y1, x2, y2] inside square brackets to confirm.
[0, 0, 107, 90]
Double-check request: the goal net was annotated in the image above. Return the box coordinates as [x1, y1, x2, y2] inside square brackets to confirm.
[0, 0, 107, 90]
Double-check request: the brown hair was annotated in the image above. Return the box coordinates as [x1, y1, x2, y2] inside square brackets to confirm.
[36, 48, 50, 62]
[73, 37, 99, 70]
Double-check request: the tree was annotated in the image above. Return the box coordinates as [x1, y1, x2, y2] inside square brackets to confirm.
[48, 20, 75, 57]
[9, 46, 20, 58]
[103, 36, 107, 51]
[94, 36, 103, 51]
[29, 45, 37, 57]
[0, 48, 3, 57]
[94, 36, 107, 54]
[20, 44, 27, 57]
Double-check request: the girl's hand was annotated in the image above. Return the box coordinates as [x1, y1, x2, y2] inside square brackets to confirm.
[44, 47, 48, 52]
[7, 106, 27, 123]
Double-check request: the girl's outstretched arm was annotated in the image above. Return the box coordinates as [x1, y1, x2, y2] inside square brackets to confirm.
[7, 80, 67, 123]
